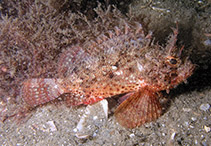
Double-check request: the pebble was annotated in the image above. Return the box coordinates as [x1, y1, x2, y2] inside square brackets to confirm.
[170, 132, 176, 140]
[46, 121, 57, 132]
[202, 141, 208, 146]
[194, 139, 198, 145]
[182, 108, 191, 112]
[184, 121, 189, 127]
[191, 117, 197, 121]
[204, 125, 210, 133]
[129, 133, 135, 138]
[161, 123, 165, 127]
[200, 103, 210, 111]
[203, 39, 211, 46]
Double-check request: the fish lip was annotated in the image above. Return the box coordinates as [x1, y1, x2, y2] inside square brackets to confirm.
[171, 63, 195, 86]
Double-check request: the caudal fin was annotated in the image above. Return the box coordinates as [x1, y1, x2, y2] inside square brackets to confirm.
[21, 78, 64, 107]
[115, 88, 162, 128]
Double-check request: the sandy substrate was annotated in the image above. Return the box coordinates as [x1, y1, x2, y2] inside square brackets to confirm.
[0, 85, 210, 145]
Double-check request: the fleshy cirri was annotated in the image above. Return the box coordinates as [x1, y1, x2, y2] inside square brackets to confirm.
[21, 22, 195, 128]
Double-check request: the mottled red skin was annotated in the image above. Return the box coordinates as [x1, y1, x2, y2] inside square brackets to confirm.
[19, 23, 194, 128]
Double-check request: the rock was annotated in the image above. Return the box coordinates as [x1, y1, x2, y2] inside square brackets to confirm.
[204, 125, 210, 133]
[46, 121, 57, 132]
[200, 104, 210, 111]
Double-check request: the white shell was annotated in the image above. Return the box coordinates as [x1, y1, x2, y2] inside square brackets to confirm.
[75, 99, 108, 139]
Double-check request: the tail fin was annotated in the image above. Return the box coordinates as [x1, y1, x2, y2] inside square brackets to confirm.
[115, 88, 162, 128]
[21, 78, 64, 107]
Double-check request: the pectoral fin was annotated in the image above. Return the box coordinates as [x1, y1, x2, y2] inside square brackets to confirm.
[115, 88, 162, 128]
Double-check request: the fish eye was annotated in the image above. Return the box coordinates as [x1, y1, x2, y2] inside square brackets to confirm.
[165, 56, 180, 67]
[169, 58, 177, 65]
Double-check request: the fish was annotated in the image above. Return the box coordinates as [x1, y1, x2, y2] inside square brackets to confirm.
[21, 22, 195, 128]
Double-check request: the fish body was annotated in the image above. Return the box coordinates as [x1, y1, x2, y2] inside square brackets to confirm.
[21, 22, 194, 128]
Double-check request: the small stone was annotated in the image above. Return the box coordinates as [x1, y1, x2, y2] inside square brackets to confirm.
[93, 116, 98, 120]
[73, 128, 78, 132]
[202, 141, 208, 146]
[182, 108, 191, 112]
[46, 121, 57, 132]
[161, 123, 165, 127]
[203, 39, 211, 46]
[200, 104, 210, 111]
[93, 132, 97, 137]
[171, 132, 176, 140]
[129, 133, 135, 138]
[203, 117, 207, 120]
[194, 139, 198, 144]
[191, 117, 197, 121]
[184, 121, 189, 127]
[198, 0, 203, 4]
[204, 125, 210, 133]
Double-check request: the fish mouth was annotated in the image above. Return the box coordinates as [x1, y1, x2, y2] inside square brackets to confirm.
[171, 62, 195, 86]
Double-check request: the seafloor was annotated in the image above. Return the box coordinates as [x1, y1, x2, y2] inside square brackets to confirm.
[0, 0, 210, 145]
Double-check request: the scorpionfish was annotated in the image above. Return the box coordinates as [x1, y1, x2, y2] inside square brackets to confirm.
[21, 22, 194, 128]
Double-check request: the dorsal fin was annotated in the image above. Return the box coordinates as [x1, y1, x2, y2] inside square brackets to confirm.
[57, 46, 87, 77]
